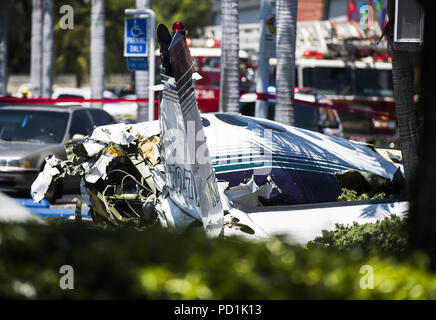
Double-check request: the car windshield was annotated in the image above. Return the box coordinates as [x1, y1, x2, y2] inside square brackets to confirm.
[303, 67, 352, 95]
[303, 66, 394, 98]
[57, 94, 85, 99]
[0, 109, 69, 144]
[201, 58, 221, 72]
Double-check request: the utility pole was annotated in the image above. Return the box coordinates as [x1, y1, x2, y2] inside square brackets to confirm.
[0, 0, 8, 96]
[219, 0, 240, 113]
[90, 0, 105, 108]
[41, 0, 54, 98]
[255, 0, 276, 119]
[31, 0, 43, 97]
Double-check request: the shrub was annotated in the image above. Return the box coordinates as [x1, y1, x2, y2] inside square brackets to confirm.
[1, 219, 435, 299]
[307, 215, 408, 256]
[337, 188, 393, 202]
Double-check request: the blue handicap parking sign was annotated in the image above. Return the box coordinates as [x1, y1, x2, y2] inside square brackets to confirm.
[124, 18, 147, 57]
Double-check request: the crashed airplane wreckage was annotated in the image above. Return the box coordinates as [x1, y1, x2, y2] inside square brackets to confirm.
[31, 24, 407, 242]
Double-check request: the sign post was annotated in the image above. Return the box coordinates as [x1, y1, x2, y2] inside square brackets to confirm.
[124, 9, 156, 121]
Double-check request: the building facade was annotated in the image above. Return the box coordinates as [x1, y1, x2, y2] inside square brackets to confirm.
[210, 0, 388, 25]
[207, 0, 388, 53]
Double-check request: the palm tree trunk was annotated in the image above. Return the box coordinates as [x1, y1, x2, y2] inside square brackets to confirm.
[0, 0, 8, 96]
[255, 0, 275, 119]
[219, 0, 240, 113]
[274, 0, 298, 126]
[90, 0, 105, 108]
[135, 0, 151, 122]
[411, 0, 436, 268]
[41, 0, 54, 98]
[391, 49, 419, 181]
[31, 0, 43, 98]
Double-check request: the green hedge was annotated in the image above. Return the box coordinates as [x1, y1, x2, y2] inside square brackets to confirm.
[308, 215, 408, 256]
[337, 188, 397, 202]
[0, 220, 435, 299]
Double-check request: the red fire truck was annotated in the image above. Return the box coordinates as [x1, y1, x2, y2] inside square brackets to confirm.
[155, 45, 255, 114]
[266, 19, 399, 145]
[294, 56, 396, 143]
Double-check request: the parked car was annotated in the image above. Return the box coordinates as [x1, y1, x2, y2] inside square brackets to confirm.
[0, 104, 117, 202]
[52, 87, 133, 122]
[52, 87, 117, 101]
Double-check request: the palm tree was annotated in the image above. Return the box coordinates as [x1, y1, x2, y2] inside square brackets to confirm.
[384, 0, 418, 181]
[391, 49, 419, 180]
[274, 0, 298, 126]
[255, 0, 275, 119]
[411, 0, 436, 268]
[31, 0, 43, 98]
[90, 0, 105, 108]
[0, 0, 8, 96]
[136, 0, 151, 122]
[219, 0, 240, 113]
[41, 0, 54, 98]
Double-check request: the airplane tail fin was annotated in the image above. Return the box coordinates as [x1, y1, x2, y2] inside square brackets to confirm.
[157, 27, 223, 236]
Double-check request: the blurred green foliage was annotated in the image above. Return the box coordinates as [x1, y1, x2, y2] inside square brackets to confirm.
[54, 0, 94, 87]
[7, 0, 211, 85]
[337, 188, 390, 202]
[308, 215, 408, 256]
[0, 219, 435, 299]
[7, 0, 32, 74]
[153, 0, 211, 38]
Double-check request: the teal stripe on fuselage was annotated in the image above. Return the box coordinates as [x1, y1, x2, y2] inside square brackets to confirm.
[211, 152, 354, 168]
[213, 159, 350, 174]
[211, 153, 357, 174]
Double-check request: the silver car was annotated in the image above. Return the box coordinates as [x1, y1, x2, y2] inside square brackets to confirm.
[0, 104, 116, 202]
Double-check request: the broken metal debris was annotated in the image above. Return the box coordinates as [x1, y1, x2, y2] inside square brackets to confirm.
[223, 176, 278, 209]
[30, 114, 404, 235]
[30, 23, 405, 241]
[31, 121, 164, 229]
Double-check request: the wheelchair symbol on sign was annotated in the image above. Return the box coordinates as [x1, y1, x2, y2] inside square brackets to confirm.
[131, 20, 144, 37]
